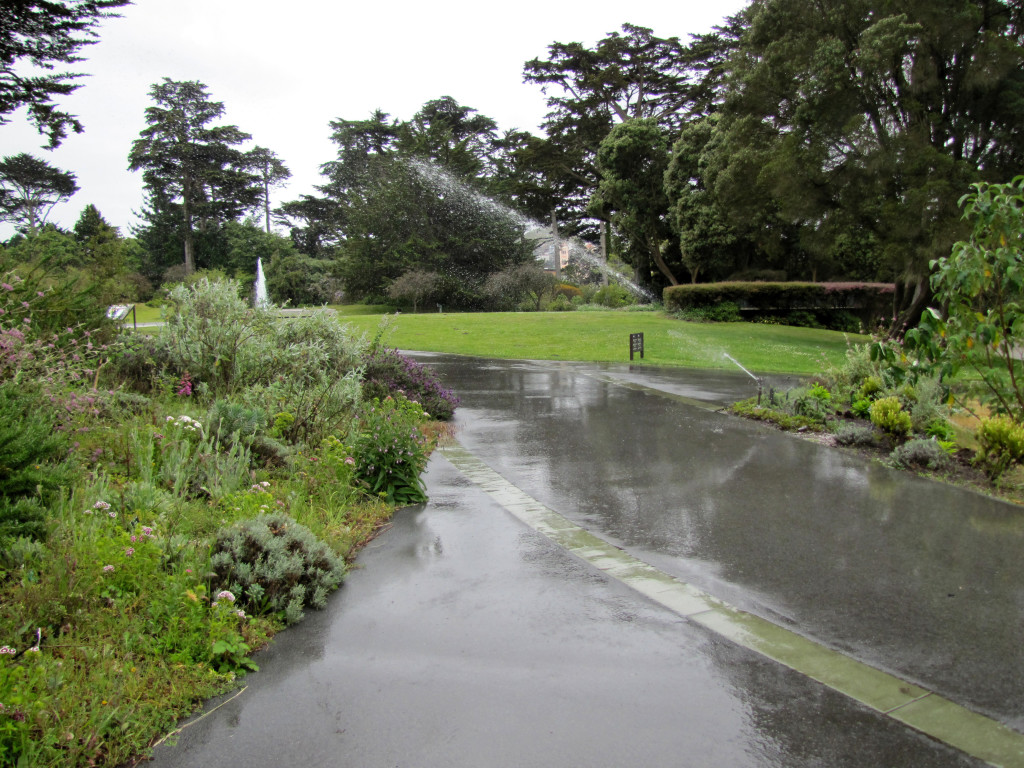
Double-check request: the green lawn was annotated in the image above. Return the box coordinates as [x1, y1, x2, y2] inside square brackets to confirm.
[334, 309, 862, 376]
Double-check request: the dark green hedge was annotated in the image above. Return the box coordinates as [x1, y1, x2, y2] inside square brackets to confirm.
[664, 281, 894, 314]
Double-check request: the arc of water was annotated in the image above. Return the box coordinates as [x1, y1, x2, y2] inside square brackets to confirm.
[406, 158, 656, 302]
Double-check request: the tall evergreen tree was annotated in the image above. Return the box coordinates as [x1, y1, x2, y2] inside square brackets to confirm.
[245, 146, 291, 233]
[128, 79, 260, 274]
[1, 0, 129, 147]
[0, 152, 78, 234]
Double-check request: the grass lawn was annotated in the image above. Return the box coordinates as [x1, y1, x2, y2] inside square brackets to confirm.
[333, 309, 862, 376]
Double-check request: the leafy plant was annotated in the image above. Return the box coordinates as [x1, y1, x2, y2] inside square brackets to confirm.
[869, 396, 912, 436]
[792, 383, 833, 421]
[851, 398, 872, 418]
[350, 395, 433, 505]
[974, 415, 1024, 480]
[904, 176, 1024, 421]
[0, 383, 68, 501]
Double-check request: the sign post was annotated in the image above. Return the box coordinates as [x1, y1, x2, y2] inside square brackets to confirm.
[629, 332, 644, 361]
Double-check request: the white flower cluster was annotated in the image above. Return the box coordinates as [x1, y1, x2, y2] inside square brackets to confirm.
[166, 414, 203, 433]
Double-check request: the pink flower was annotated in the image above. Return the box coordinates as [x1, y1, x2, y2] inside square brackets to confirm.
[103, 565, 114, 573]
[1, 283, 12, 291]
[344, 457, 355, 466]
[124, 547, 134, 557]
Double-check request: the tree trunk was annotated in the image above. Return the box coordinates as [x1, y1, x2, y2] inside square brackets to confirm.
[183, 172, 195, 274]
[649, 240, 680, 286]
[888, 275, 931, 339]
[599, 223, 609, 286]
[551, 209, 561, 282]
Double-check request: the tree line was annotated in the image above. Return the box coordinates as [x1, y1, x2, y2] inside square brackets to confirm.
[2, 1, 1023, 323]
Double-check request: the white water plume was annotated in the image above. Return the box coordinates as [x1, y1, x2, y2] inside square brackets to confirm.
[406, 158, 656, 302]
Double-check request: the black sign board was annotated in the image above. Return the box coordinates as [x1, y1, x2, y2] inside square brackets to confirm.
[629, 332, 644, 361]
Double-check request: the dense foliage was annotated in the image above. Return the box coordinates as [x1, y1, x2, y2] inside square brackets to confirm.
[0, 0, 129, 147]
[0, 279, 451, 766]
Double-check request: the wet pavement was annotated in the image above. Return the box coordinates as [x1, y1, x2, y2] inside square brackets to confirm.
[149, 355, 1024, 767]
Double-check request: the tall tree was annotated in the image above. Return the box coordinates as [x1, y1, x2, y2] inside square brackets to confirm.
[245, 145, 290, 233]
[664, 117, 744, 283]
[522, 24, 696, 237]
[128, 79, 259, 274]
[707, 0, 1024, 330]
[1, 0, 129, 147]
[590, 119, 680, 287]
[306, 99, 534, 307]
[0, 152, 78, 234]
[397, 96, 501, 181]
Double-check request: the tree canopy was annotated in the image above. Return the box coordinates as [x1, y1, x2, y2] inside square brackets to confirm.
[0, 152, 78, 234]
[128, 79, 262, 275]
[1, 0, 129, 147]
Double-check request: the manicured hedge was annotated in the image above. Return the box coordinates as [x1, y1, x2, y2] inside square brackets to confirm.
[664, 282, 894, 324]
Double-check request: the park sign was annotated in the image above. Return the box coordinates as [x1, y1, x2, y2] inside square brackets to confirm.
[630, 332, 644, 361]
[107, 304, 136, 329]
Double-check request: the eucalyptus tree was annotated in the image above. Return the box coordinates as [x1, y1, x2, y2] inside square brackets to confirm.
[129, 79, 261, 274]
[0, 152, 78, 234]
[1, 0, 128, 147]
[246, 146, 291, 233]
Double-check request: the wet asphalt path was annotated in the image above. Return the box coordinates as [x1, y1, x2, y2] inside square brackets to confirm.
[149, 355, 1024, 767]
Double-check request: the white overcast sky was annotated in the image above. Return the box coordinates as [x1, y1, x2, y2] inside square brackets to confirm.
[0, 0, 749, 239]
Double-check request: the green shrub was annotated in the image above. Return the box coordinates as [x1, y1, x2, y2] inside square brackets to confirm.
[891, 439, 953, 471]
[0, 383, 68, 501]
[834, 423, 877, 446]
[785, 310, 822, 329]
[361, 346, 459, 421]
[593, 284, 635, 308]
[858, 376, 883, 400]
[210, 513, 346, 626]
[674, 301, 742, 323]
[350, 395, 434, 506]
[974, 416, 1024, 480]
[548, 294, 574, 311]
[869, 396, 912, 436]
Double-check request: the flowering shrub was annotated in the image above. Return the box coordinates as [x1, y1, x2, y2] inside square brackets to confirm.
[350, 395, 433, 506]
[361, 346, 459, 421]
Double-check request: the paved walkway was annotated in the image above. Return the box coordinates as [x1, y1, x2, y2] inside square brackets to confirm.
[149, 356, 1024, 767]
